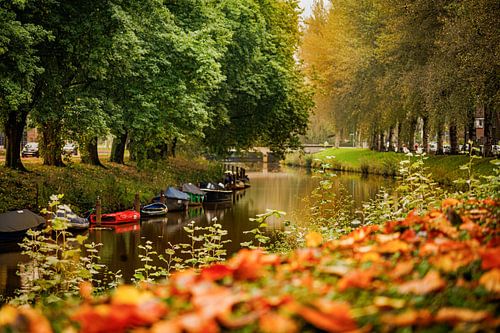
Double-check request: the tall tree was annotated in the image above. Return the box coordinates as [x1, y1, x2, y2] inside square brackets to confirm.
[0, 1, 48, 170]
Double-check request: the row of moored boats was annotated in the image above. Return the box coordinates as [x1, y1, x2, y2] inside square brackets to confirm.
[0, 180, 249, 242]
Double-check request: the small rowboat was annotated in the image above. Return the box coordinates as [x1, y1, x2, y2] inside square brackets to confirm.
[140, 203, 168, 218]
[89, 210, 140, 224]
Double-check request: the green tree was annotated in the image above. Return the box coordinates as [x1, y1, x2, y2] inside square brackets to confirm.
[0, 0, 49, 170]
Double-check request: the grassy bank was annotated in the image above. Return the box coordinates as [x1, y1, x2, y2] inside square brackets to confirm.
[285, 148, 497, 185]
[0, 157, 222, 214]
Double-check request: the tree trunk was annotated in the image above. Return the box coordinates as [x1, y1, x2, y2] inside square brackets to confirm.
[4, 110, 28, 171]
[81, 136, 104, 167]
[436, 123, 444, 155]
[378, 131, 385, 152]
[397, 122, 403, 152]
[110, 132, 127, 164]
[388, 126, 394, 152]
[483, 104, 494, 157]
[408, 119, 417, 152]
[40, 121, 64, 167]
[449, 121, 458, 154]
[422, 115, 430, 154]
[171, 137, 177, 158]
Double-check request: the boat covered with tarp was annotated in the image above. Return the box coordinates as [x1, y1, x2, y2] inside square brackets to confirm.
[0, 210, 46, 242]
[152, 187, 190, 211]
[182, 183, 206, 205]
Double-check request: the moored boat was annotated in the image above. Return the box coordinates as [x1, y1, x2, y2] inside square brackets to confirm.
[181, 183, 206, 206]
[89, 210, 140, 224]
[140, 202, 168, 218]
[152, 187, 190, 212]
[53, 205, 89, 230]
[0, 210, 46, 242]
[199, 183, 233, 203]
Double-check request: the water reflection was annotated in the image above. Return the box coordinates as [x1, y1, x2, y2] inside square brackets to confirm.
[0, 164, 395, 297]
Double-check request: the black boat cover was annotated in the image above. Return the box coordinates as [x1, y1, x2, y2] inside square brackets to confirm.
[165, 187, 190, 201]
[0, 210, 45, 233]
[182, 183, 205, 195]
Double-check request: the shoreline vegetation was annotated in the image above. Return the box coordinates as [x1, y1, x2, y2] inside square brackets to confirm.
[285, 148, 497, 185]
[0, 157, 222, 215]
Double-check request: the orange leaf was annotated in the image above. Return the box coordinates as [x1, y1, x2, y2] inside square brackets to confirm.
[377, 240, 411, 253]
[178, 312, 220, 333]
[79, 281, 93, 302]
[380, 309, 432, 327]
[397, 270, 445, 295]
[337, 269, 373, 292]
[479, 268, 500, 293]
[292, 301, 357, 333]
[151, 320, 182, 333]
[389, 261, 414, 280]
[442, 198, 461, 209]
[430, 251, 476, 273]
[435, 307, 490, 323]
[229, 249, 265, 280]
[306, 231, 323, 247]
[191, 283, 239, 318]
[259, 312, 298, 333]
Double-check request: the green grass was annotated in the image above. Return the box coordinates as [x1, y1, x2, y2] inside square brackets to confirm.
[285, 148, 497, 185]
[0, 157, 222, 214]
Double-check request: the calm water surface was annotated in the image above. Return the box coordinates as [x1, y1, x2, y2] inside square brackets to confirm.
[0, 164, 394, 298]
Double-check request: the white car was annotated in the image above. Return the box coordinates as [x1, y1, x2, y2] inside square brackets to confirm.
[62, 142, 78, 156]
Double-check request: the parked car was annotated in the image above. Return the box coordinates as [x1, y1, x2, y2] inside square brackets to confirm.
[62, 142, 78, 156]
[21, 142, 39, 157]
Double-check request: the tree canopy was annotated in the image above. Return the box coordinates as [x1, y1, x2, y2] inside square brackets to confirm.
[301, 0, 499, 155]
[1, 0, 312, 169]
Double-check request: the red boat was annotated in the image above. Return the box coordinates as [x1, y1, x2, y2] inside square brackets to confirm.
[89, 210, 140, 224]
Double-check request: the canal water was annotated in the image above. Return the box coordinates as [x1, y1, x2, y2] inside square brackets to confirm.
[0, 164, 394, 299]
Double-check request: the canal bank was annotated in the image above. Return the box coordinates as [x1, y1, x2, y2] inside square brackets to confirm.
[285, 148, 497, 185]
[0, 157, 222, 215]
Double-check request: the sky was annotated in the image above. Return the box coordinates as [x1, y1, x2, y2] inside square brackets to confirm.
[299, 0, 314, 18]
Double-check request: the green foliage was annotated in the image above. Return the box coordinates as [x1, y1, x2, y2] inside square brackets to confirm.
[363, 153, 445, 225]
[181, 220, 231, 268]
[10, 195, 114, 305]
[241, 209, 286, 249]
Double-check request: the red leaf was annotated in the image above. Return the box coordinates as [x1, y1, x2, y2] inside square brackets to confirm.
[479, 247, 500, 270]
[200, 264, 233, 281]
